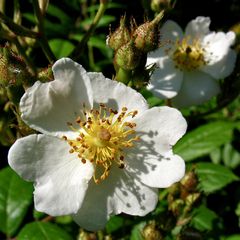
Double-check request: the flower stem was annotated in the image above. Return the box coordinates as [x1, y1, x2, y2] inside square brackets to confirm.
[32, 0, 56, 63]
[0, 11, 38, 38]
[70, 0, 108, 60]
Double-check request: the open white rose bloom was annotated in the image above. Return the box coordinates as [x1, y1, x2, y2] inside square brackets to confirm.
[8, 58, 187, 231]
[147, 16, 237, 107]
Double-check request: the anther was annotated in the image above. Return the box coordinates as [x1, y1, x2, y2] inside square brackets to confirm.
[76, 117, 81, 124]
[62, 136, 67, 140]
[119, 163, 125, 169]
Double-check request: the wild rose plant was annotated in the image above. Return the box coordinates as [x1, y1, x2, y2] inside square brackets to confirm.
[0, 1, 239, 239]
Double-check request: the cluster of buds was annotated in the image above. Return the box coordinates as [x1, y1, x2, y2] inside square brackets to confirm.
[107, 11, 164, 88]
[0, 46, 34, 104]
[0, 46, 29, 88]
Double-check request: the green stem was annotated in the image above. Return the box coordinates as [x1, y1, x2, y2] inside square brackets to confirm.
[70, 0, 108, 60]
[116, 67, 132, 84]
[0, 11, 38, 38]
[32, 0, 56, 63]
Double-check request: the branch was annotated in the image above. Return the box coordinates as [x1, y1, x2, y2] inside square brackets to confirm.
[70, 0, 108, 60]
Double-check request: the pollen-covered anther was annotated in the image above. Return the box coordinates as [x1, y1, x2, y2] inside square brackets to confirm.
[172, 37, 206, 71]
[63, 104, 140, 184]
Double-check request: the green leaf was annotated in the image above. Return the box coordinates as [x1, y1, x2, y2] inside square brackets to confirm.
[130, 222, 146, 240]
[222, 143, 240, 169]
[79, 15, 116, 29]
[224, 235, 240, 240]
[49, 39, 74, 58]
[210, 148, 221, 164]
[0, 167, 33, 236]
[174, 121, 237, 161]
[47, 4, 72, 24]
[89, 36, 113, 58]
[191, 205, 218, 231]
[106, 215, 124, 234]
[235, 202, 240, 217]
[17, 222, 73, 240]
[196, 162, 239, 193]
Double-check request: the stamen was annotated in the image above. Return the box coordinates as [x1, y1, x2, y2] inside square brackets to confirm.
[63, 103, 140, 184]
[172, 37, 206, 71]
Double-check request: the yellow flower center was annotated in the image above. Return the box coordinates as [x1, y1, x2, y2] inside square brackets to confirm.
[63, 104, 140, 184]
[172, 37, 206, 71]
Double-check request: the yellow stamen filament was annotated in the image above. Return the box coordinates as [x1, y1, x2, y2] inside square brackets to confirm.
[63, 104, 140, 184]
[171, 37, 206, 71]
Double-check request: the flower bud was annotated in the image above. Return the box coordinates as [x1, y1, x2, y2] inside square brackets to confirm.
[142, 221, 163, 240]
[180, 171, 198, 192]
[108, 15, 131, 51]
[151, 0, 174, 12]
[133, 11, 164, 53]
[38, 66, 54, 82]
[114, 40, 141, 70]
[0, 46, 32, 87]
[38, 0, 49, 15]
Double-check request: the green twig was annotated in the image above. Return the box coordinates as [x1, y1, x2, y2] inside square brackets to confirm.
[32, 0, 56, 63]
[70, 0, 108, 60]
[0, 11, 38, 38]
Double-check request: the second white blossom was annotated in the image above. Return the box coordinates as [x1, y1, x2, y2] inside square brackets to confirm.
[147, 16, 237, 107]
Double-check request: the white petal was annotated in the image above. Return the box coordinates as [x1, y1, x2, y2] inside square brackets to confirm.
[201, 36, 237, 79]
[160, 20, 184, 43]
[20, 58, 93, 138]
[88, 72, 148, 114]
[147, 47, 170, 66]
[172, 71, 220, 107]
[110, 168, 158, 217]
[8, 134, 94, 215]
[73, 166, 158, 231]
[134, 106, 187, 153]
[147, 21, 183, 65]
[185, 16, 211, 39]
[147, 57, 183, 99]
[127, 151, 185, 188]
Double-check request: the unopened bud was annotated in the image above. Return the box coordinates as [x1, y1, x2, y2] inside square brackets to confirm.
[38, 0, 49, 15]
[0, 46, 32, 87]
[108, 15, 131, 51]
[142, 221, 163, 240]
[38, 66, 54, 82]
[114, 41, 141, 70]
[151, 0, 175, 12]
[79, 229, 97, 240]
[134, 11, 164, 53]
[180, 171, 198, 192]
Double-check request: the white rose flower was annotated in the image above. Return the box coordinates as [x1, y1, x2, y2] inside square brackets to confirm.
[147, 16, 237, 107]
[8, 58, 187, 231]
